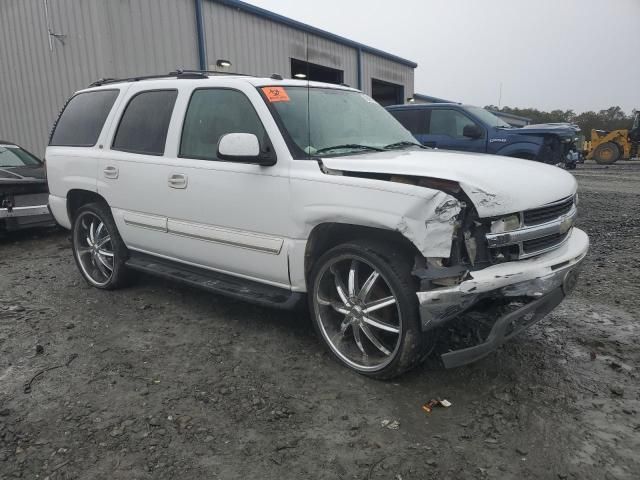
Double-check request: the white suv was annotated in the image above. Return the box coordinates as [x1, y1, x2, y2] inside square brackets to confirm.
[46, 72, 589, 378]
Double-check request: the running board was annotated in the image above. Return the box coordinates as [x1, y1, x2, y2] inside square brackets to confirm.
[125, 252, 304, 310]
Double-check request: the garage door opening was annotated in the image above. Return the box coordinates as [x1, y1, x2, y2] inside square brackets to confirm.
[291, 58, 344, 85]
[372, 79, 404, 106]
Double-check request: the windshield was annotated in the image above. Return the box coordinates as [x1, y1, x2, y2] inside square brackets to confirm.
[0, 145, 41, 168]
[263, 86, 418, 157]
[465, 106, 511, 128]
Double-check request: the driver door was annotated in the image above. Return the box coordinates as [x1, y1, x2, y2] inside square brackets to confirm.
[156, 87, 292, 287]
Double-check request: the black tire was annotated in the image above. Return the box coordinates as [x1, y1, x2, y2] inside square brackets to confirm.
[309, 239, 426, 379]
[593, 142, 620, 165]
[71, 202, 130, 290]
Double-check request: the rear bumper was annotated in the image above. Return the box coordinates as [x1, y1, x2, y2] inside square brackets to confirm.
[0, 204, 50, 219]
[48, 194, 71, 229]
[0, 204, 56, 230]
[417, 227, 589, 366]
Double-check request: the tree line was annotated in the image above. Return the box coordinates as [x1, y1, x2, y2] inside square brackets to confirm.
[485, 105, 636, 137]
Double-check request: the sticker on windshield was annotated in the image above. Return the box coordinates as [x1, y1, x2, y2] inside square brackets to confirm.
[262, 86, 290, 103]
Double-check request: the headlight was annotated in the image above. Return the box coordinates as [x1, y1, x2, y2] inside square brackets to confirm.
[490, 214, 521, 233]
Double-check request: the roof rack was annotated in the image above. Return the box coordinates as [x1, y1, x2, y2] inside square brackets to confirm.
[88, 69, 251, 88]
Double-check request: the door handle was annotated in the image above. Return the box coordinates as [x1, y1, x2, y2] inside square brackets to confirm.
[168, 173, 188, 189]
[103, 166, 119, 179]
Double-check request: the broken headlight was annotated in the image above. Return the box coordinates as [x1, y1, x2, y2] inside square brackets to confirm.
[490, 214, 521, 233]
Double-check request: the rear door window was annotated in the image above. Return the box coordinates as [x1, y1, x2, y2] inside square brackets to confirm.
[179, 89, 268, 161]
[391, 109, 428, 135]
[112, 90, 178, 156]
[49, 90, 119, 147]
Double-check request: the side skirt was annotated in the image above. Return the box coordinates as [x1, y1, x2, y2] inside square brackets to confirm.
[125, 252, 305, 311]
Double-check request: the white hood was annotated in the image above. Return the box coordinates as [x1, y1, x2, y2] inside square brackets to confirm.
[321, 149, 577, 217]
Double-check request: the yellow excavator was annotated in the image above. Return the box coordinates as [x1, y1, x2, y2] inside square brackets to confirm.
[586, 110, 640, 164]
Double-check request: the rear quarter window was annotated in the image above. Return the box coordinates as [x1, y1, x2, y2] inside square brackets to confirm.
[49, 90, 119, 147]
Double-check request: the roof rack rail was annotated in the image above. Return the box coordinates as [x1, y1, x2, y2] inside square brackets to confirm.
[88, 69, 252, 88]
[173, 69, 251, 77]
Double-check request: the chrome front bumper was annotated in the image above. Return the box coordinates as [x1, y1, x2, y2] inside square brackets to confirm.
[416, 227, 588, 361]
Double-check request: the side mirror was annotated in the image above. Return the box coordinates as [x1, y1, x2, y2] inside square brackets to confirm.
[463, 124, 483, 139]
[217, 133, 274, 165]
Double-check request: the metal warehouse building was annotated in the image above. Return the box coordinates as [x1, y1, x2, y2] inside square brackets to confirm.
[0, 0, 417, 156]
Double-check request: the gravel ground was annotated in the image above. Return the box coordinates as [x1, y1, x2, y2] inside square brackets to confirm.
[1, 162, 639, 479]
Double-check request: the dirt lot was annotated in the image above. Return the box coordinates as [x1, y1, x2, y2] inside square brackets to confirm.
[1, 162, 639, 480]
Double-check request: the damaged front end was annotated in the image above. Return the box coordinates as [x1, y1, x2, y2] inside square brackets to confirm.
[318, 160, 588, 368]
[416, 224, 588, 367]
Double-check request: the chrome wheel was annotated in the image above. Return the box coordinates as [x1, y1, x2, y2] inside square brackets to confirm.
[74, 211, 115, 287]
[313, 255, 402, 371]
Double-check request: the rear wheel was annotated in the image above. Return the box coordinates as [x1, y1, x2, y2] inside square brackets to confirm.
[71, 203, 129, 289]
[309, 240, 426, 379]
[593, 142, 620, 164]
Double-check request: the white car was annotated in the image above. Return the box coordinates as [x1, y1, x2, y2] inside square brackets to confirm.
[46, 72, 589, 378]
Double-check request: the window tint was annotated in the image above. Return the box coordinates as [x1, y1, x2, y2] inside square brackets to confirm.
[0, 145, 41, 167]
[49, 90, 119, 146]
[429, 109, 477, 138]
[180, 89, 268, 161]
[112, 90, 177, 155]
[391, 109, 428, 135]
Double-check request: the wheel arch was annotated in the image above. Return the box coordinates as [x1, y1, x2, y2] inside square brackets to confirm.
[67, 189, 109, 222]
[303, 222, 421, 286]
[495, 141, 540, 160]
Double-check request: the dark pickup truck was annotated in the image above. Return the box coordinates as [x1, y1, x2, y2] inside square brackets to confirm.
[387, 103, 580, 168]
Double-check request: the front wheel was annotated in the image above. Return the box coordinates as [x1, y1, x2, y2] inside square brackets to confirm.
[309, 241, 426, 379]
[71, 202, 130, 289]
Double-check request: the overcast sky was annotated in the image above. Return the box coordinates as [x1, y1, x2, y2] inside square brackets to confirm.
[248, 0, 639, 114]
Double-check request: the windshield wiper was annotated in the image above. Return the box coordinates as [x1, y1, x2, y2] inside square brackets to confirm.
[314, 144, 385, 154]
[383, 141, 425, 150]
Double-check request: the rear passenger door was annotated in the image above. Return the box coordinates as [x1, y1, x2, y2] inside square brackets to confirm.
[97, 86, 180, 257]
[391, 108, 429, 145]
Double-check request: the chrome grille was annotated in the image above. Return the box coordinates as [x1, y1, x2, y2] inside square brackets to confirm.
[523, 196, 574, 226]
[486, 196, 577, 260]
[522, 231, 570, 254]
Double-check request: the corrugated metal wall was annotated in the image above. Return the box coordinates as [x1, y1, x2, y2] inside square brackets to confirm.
[0, 0, 414, 157]
[201, 2, 414, 98]
[362, 51, 414, 99]
[0, 0, 198, 157]
[201, 2, 359, 88]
